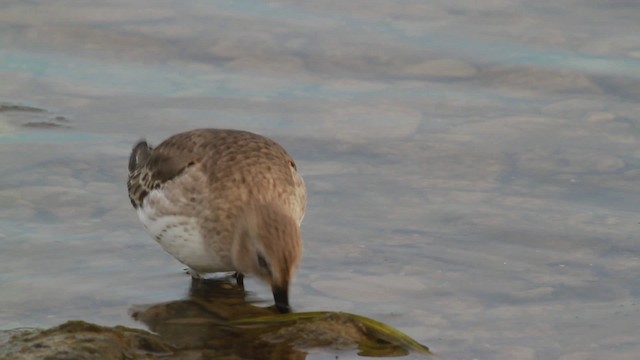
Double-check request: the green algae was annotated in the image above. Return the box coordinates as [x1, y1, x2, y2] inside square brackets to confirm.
[226, 311, 431, 356]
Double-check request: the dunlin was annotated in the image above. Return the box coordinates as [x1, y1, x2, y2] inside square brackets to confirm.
[127, 129, 306, 313]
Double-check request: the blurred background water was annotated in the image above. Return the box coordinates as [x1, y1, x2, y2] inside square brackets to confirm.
[1, 1, 639, 359]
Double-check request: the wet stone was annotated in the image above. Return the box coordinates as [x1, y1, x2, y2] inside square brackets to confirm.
[0, 321, 173, 360]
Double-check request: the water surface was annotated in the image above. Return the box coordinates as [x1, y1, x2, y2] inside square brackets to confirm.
[1, 1, 639, 359]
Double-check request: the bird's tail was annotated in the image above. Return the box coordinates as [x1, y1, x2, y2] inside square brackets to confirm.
[128, 140, 153, 173]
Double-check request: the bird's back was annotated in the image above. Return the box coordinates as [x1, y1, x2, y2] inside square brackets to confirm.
[128, 129, 306, 220]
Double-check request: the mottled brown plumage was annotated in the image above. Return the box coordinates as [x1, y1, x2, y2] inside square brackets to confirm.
[127, 129, 306, 312]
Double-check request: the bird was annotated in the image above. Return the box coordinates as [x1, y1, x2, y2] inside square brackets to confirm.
[127, 128, 306, 313]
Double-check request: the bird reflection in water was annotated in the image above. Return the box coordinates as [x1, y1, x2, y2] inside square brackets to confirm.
[130, 278, 431, 359]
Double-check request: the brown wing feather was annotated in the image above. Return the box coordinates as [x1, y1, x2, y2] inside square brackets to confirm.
[127, 140, 151, 208]
[127, 129, 305, 218]
[127, 137, 199, 208]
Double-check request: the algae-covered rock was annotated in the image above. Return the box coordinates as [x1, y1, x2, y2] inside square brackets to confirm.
[226, 312, 432, 357]
[0, 321, 173, 360]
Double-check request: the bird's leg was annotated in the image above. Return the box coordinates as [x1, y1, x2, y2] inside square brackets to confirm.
[234, 272, 244, 288]
[184, 267, 203, 279]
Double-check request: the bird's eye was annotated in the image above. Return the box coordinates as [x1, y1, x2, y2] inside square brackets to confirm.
[257, 252, 271, 274]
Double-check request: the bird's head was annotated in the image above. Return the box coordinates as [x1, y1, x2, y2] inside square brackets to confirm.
[232, 201, 302, 313]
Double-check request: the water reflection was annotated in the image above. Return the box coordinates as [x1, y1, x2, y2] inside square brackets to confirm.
[130, 278, 430, 359]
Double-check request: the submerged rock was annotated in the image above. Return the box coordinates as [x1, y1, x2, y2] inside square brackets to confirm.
[226, 311, 432, 357]
[0, 321, 173, 360]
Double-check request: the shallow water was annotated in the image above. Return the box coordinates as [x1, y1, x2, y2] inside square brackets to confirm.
[1, 1, 639, 359]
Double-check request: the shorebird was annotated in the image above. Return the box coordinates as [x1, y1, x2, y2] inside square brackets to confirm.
[127, 129, 306, 313]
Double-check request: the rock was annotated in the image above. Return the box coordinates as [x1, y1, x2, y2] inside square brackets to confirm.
[0, 321, 173, 360]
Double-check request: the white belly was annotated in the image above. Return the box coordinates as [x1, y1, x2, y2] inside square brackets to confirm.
[137, 193, 229, 273]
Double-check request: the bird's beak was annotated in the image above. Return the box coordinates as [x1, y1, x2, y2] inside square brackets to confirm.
[273, 286, 291, 313]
